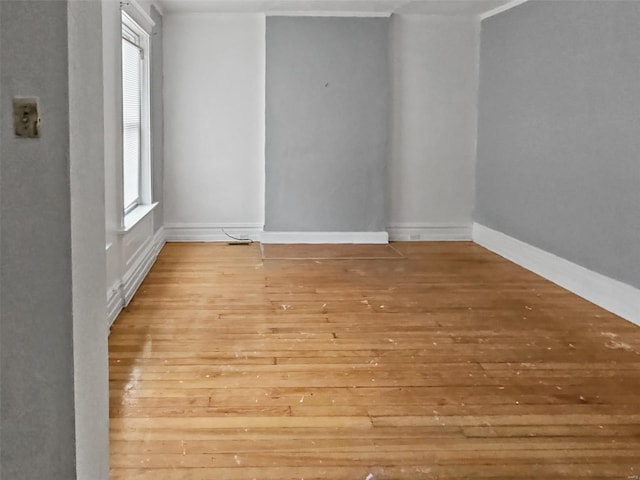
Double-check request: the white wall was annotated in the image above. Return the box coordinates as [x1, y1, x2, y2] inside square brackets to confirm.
[103, 0, 122, 296]
[103, 0, 165, 327]
[163, 13, 266, 241]
[135, 0, 159, 16]
[162, 13, 478, 242]
[388, 15, 480, 240]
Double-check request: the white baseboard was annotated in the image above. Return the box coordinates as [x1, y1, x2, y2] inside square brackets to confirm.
[106, 284, 123, 330]
[473, 223, 640, 327]
[152, 225, 166, 256]
[107, 226, 166, 331]
[122, 226, 165, 305]
[164, 223, 263, 242]
[388, 223, 472, 241]
[261, 231, 389, 244]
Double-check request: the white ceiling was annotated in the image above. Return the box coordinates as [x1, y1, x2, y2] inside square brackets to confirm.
[158, 0, 515, 16]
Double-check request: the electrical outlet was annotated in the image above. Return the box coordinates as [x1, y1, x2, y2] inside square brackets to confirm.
[13, 97, 41, 138]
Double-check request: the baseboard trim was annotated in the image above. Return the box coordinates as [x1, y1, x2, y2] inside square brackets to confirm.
[261, 231, 389, 244]
[122, 226, 165, 305]
[473, 223, 640, 326]
[165, 223, 263, 242]
[152, 226, 167, 256]
[107, 226, 166, 331]
[106, 285, 123, 330]
[388, 223, 472, 241]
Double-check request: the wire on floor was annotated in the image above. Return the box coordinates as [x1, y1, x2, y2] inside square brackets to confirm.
[221, 228, 253, 244]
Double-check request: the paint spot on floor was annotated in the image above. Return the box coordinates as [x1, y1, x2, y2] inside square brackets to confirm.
[601, 332, 619, 339]
[605, 339, 633, 351]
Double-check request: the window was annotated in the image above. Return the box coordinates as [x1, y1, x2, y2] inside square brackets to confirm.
[121, 10, 151, 218]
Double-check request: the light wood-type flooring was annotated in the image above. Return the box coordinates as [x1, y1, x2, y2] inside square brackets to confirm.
[109, 242, 640, 479]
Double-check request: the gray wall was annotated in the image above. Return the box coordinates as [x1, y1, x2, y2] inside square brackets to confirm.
[151, 5, 164, 232]
[475, 0, 640, 289]
[0, 3, 3, 476]
[68, 1, 109, 479]
[265, 17, 389, 232]
[1, 1, 109, 478]
[0, 2, 76, 478]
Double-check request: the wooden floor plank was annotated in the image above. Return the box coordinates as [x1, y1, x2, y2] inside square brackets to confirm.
[109, 242, 640, 479]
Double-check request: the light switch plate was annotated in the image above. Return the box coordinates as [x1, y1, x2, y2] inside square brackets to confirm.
[13, 97, 41, 138]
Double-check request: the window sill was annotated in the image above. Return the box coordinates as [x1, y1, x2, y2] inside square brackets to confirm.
[121, 202, 158, 233]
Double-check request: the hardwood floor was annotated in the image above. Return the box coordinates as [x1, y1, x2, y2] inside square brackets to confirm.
[109, 242, 640, 479]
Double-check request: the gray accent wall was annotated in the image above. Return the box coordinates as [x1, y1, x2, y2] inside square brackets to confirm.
[265, 17, 389, 232]
[151, 5, 164, 232]
[476, 0, 640, 289]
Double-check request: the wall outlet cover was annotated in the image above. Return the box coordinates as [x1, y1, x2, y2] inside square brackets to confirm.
[13, 97, 41, 138]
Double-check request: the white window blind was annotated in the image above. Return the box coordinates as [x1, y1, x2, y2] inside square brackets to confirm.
[122, 32, 142, 214]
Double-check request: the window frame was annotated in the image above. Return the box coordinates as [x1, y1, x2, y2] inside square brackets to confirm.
[121, 10, 152, 222]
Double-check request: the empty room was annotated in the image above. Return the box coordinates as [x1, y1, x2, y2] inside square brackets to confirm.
[1, 0, 639, 479]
